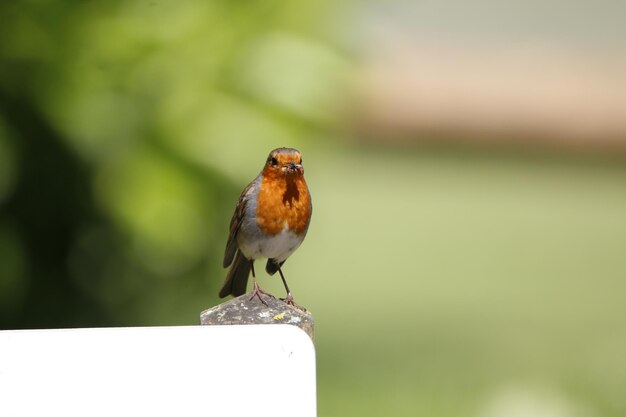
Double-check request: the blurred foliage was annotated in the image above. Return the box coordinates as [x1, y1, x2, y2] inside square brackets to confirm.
[0, 0, 349, 327]
[2, 2, 626, 417]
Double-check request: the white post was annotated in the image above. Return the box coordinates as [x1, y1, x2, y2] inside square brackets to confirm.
[0, 324, 316, 417]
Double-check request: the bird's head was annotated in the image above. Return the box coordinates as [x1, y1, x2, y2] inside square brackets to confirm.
[264, 148, 304, 176]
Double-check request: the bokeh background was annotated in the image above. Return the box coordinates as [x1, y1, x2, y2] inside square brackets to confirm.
[1, 1, 625, 416]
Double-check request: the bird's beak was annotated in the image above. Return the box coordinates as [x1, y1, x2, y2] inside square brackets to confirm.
[285, 162, 303, 174]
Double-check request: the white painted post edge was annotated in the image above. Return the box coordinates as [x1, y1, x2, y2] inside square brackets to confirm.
[0, 324, 317, 417]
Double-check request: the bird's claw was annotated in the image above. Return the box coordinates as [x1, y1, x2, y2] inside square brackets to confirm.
[280, 294, 306, 312]
[249, 282, 272, 306]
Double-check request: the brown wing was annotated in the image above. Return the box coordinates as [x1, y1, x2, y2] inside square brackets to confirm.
[223, 180, 255, 268]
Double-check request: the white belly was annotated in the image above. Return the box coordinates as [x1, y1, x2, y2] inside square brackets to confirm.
[238, 227, 303, 262]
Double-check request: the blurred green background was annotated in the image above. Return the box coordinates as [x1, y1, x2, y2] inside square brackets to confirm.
[1, 1, 625, 416]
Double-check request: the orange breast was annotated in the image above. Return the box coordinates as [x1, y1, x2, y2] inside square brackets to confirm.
[256, 170, 311, 235]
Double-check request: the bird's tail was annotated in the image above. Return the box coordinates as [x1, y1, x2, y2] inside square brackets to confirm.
[219, 250, 251, 298]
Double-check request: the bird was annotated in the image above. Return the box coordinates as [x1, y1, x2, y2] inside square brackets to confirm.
[219, 147, 312, 308]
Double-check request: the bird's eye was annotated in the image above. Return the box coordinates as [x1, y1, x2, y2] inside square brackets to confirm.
[271, 157, 278, 166]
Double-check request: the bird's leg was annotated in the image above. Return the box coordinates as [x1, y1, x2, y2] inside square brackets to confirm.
[278, 268, 306, 311]
[248, 260, 271, 306]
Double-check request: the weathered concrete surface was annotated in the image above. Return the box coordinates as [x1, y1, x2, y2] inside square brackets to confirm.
[200, 293, 314, 340]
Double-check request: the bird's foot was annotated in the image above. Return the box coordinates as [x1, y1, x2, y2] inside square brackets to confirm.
[249, 282, 272, 306]
[280, 293, 306, 312]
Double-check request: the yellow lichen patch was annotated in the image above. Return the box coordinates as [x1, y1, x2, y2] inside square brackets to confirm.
[273, 313, 285, 321]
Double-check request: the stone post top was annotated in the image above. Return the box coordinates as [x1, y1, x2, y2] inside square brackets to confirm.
[200, 293, 315, 340]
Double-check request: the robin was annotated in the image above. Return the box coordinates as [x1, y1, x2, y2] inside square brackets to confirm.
[219, 147, 312, 308]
